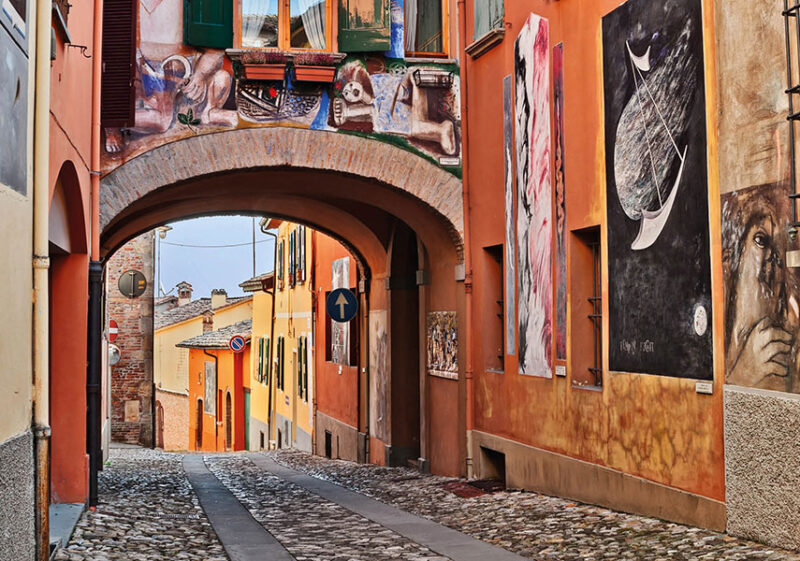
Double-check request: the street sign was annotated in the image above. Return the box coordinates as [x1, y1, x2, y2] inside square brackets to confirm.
[229, 335, 246, 353]
[108, 344, 121, 366]
[108, 319, 119, 342]
[326, 288, 358, 323]
[119, 270, 147, 298]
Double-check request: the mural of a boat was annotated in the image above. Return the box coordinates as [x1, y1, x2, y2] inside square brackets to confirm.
[619, 40, 689, 251]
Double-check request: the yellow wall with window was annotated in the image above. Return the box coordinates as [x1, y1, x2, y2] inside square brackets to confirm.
[248, 288, 275, 448]
[155, 298, 253, 394]
[267, 219, 314, 451]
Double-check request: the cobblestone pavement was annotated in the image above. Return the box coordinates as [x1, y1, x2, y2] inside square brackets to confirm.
[54, 448, 226, 561]
[206, 455, 449, 561]
[272, 449, 800, 561]
[53, 447, 800, 561]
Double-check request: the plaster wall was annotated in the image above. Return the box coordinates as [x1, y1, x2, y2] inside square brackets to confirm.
[0, 431, 35, 560]
[464, 0, 725, 515]
[155, 388, 188, 450]
[724, 386, 800, 549]
[249, 290, 274, 435]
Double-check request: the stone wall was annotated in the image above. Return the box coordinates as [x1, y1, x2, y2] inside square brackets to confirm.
[724, 387, 800, 550]
[155, 389, 188, 451]
[0, 431, 35, 560]
[107, 232, 155, 446]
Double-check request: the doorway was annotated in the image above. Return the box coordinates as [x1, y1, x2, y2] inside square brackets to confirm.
[225, 392, 232, 450]
[196, 399, 203, 450]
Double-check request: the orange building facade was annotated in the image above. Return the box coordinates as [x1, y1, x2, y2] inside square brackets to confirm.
[181, 321, 251, 452]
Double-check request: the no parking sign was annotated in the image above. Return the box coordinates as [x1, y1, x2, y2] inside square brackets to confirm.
[228, 335, 246, 353]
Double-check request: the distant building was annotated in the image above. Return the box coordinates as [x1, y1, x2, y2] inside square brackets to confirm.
[178, 320, 252, 451]
[153, 286, 252, 450]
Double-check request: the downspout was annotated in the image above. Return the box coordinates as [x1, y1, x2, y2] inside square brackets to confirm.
[32, 0, 53, 551]
[309, 229, 316, 453]
[456, 0, 476, 479]
[87, 0, 104, 508]
[203, 348, 219, 450]
[258, 221, 278, 447]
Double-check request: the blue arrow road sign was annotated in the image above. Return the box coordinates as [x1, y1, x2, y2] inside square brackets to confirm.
[327, 288, 358, 323]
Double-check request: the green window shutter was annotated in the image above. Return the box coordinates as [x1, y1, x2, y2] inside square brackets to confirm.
[338, 0, 390, 52]
[265, 337, 271, 385]
[474, 0, 503, 39]
[184, 0, 233, 48]
[258, 338, 264, 383]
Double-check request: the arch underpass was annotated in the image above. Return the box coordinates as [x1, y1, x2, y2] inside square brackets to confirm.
[99, 127, 467, 476]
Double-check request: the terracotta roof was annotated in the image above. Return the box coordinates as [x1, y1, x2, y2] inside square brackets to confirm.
[154, 295, 251, 330]
[176, 320, 252, 349]
[239, 272, 275, 293]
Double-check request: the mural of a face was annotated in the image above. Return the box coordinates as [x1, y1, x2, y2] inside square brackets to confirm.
[723, 182, 800, 392]
[342, 80, 369, 104]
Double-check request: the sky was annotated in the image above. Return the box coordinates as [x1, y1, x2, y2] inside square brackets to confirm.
[155, 215, 276, 299]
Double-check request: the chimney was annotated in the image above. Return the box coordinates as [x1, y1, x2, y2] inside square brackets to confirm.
[211, 288, 227, 309]
[202, 311, 214, 333]
[177, 281, 193, 306]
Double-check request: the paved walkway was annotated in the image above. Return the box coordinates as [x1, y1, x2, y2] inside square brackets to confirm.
[248, 453, 525, 561]
[183, 455, 293, 561]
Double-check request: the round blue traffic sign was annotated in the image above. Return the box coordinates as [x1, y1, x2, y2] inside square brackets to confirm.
[327, 288, 358, 323]
[229, 335, 246, 353]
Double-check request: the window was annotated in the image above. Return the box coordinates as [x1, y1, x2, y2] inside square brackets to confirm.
[257, 336, 271, 384]
[242, 0, 330, 50]
[570, 227, 602, 389]
[474, 0, 503, 40]
[338, 0, 390, 52]
[405, 0, 445, 56]
[298, 226, 307, 283]
[482, 245, 503, 372]
[277, 240, 285, 289]
[297, 337, 308, 401]
[289, 230, 296, 287]
[277, 336, 285, 390]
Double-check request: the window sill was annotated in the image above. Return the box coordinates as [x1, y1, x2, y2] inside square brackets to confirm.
[465, 28, 505, 60]
[226, 49, 347, 65]
[572, 383, 603, 393]
[405, 56, 458, 65]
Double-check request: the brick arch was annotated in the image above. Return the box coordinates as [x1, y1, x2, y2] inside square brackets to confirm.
[100, 127, 464, 257]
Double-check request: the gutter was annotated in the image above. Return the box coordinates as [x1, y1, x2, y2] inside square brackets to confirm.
[456, 0, 475, 479]
[32, 0, 53, 552]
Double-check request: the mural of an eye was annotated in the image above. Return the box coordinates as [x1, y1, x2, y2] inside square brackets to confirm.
[753, 232, 769, 249]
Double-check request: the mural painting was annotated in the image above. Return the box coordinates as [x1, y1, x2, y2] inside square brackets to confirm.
[602, 0, 712, 379]
[0, 26, 28, 195]
[722, 181, 800, 393]
[514, 13, 552, 377]
[100, 0, 461, 172]
[203, 361, 216, 415]
[331, 257, 350, 366]
[427, 311, 458, 380]
[553, 42, 567, 361]
[369, 310, 388, 442]
[503, 74, 515, 356]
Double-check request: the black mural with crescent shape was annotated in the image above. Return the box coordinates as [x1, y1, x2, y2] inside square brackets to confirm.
[602, 0, 713, 379]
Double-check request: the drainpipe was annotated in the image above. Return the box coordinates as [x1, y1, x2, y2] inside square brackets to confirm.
[258, 220, 278, 447]
[32, 0, 53, 550]
[456, 0, 476, 479]
[87, 0, 104, 508]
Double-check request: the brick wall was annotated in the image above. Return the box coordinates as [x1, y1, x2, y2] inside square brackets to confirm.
[106, 232, 155, 446]
[155, 389, 188, 451]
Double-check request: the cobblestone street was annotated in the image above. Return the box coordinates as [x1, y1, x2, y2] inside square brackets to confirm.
[54, 447, 800, 561]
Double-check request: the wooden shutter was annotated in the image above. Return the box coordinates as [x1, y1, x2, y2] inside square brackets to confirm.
[101, 0, 136, 127]
[258, 338, 264, 382]
[338, 0, 390, 52]
[184, 0, 233, 49]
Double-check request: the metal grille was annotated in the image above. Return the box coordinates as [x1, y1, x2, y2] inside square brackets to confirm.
[588, 236, 602, 387]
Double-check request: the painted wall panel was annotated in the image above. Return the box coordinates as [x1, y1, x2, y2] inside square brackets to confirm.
[602, 0, 713, 379]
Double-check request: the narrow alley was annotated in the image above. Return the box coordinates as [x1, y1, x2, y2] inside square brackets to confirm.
[54, 448, 799, 561]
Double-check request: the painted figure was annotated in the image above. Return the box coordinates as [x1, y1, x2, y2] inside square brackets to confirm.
[723, 182, 800, 392]
[105, 50, 237, 153]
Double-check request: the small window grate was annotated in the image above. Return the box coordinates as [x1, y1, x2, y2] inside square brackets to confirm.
[588, 237, 602, 387]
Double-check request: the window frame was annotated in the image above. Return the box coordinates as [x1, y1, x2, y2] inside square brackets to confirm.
[235, 0, 334, 51]
[472, 0, 503, 41]
[404, 0, 449, 58]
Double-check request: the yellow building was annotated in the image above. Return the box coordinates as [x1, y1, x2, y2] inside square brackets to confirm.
[238, 272, 275, 450]
[263, 220, 314, 452]
[153, 282, 252, 450]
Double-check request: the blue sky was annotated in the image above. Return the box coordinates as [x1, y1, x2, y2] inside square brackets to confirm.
[155, 215, 276, 299]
